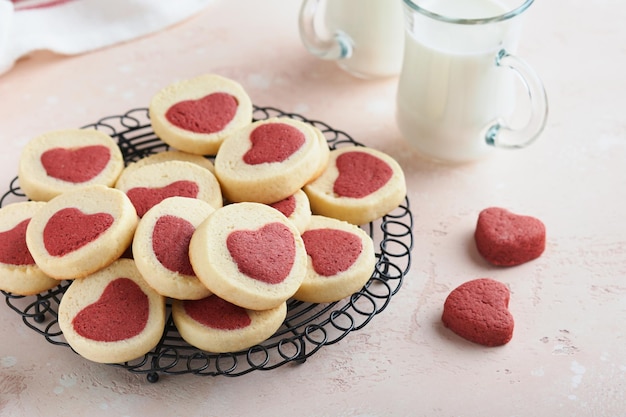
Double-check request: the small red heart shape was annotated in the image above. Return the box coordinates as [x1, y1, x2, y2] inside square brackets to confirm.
[126, 180, 199, 217]
[243, 123, 305, 165]
[152, 215, 195, 276]
[474, 207, 546, 266]
[333, 151, 393, 198]
[0, 219, 35, 265]
[43, 208, 114, 257]
[268, 195, 296, 218]
[166, 92, 238, 134]
[183, 295, 251, 330]
[227, 222, 295, 284]
[442, 278, 514, 347]
[302, 228, 362, 276]
[41, 145, 111, 183]
[72, 277, 149, 342]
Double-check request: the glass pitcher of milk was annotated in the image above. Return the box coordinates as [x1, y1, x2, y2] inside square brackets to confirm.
[396, 0, 548, 162]
[299, 0, 405, 78]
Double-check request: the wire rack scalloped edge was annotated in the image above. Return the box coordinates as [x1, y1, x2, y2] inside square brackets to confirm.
[1, 106, 414, 383]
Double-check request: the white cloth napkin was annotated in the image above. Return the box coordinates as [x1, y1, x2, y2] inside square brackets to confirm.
[0, 0, 213, 75]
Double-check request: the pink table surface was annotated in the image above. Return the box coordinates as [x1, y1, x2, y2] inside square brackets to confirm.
[1, 1, 625, 416]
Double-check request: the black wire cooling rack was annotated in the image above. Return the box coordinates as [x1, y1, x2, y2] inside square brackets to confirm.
[1, 106, 414, 382]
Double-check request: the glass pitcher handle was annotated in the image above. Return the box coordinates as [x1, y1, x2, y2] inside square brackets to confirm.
[486, 49, 548, 148]
[298, 0, 353, 61]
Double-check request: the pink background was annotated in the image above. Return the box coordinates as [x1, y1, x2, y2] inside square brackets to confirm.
[1, 0, 625, 416]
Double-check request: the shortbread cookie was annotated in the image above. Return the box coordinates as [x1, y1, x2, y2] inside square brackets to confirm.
[18, 128, 124, 201]
[304, 147, 406, 225]
[442, 278, 514, 347]
[149, 74, 253, 155]
[58, 258, 166, 363]
[0, 201, 58, 295]
[214, 117, 322, 204]
[26, 185, 138, 280]
[124, 150, 215, 176]
[266, 189, 311, 234]
[133, 197, 215, 300]
[189, 202, 307, 311]
[115, 160, 222, 217]
[293, 215, 376, 303]
[474, 207, 546, 266]
[172, 295, 286, 353]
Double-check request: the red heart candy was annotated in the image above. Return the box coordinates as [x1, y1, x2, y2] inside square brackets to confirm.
[243, 123, 305, 165]
[72, 277, 149, 342]
[302, 228, 362, 276]
[41, 145, 111, 183]
[474, 207, 546, 266]
[0, 219, 35, 265]
[126, 180, 199, 217]
[333, 151, 393, 198]
[43, 208, 114, 257]
[183, 295, 251, 330]
[152, 215, 195, 276]
[165, 92, 238, 134]
[226, 222, 295, 284]
[442, 278, 514, 347]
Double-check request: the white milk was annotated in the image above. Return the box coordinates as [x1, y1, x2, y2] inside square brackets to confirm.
[324, 0, 405, 78]
[396, 0, 520, 161]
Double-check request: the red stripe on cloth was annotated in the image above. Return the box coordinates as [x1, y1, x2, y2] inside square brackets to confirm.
[12, 0, 77, 11]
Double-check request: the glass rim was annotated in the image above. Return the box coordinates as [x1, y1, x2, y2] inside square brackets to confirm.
[403, 0, 534, 25]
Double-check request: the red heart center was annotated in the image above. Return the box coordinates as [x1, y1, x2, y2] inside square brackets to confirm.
[268, 195, 296, 217]
[226, 222, 295, 284]
[71, 277, 149, 342]
[165, 92, 238, 134]
[152, 215, 195, 276]
[183, 295, 251, 330]
[442, 278, 514, 347]
[333, 151, 392, 198]
[0, 219, 35, 265]
[302, 228, 362, 276]
[126, 180, 199, 217]
[43, 208, 114, 257]
[243, 123, 305, 165]
[41, 145, 111, 183]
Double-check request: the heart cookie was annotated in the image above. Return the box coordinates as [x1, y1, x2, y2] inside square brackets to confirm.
[58, 259, 166, 364]
[18, 128, 124, 201]
[149, 73, 253, 155]
[115, 160, 223, 217]
[132, 196, 215, 300]
[293, 215, 376, 303]
[442, 278, 514, 347]
[474, 207, 546, 266]
[214, 117, 323, 204]
[172, 294, 287, 353]
[304, 147, 406, 225]
[189, 202, 307, 311]
[25, 185, 138, 280]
